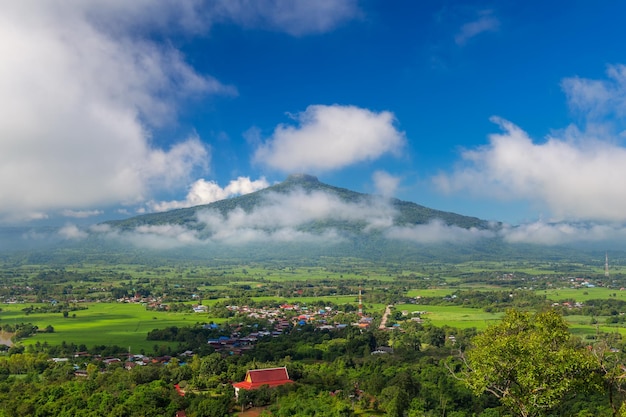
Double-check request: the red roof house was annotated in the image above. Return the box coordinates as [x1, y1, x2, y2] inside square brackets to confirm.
[232, 367, 292, 398]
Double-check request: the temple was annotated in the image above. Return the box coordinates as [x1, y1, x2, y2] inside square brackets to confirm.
[232, 367, 293, 398]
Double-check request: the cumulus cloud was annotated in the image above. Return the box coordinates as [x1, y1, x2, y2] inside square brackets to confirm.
[253, 105, 406, 172]
[434, 65, 626, 224]
[434, 113, 626, 222]
[372, 170, 400, 197]
[0, 2, 230, 222]
[149, 176, 269, 212]
[0, 1, 360, 223]
[454, 10, 500, 46]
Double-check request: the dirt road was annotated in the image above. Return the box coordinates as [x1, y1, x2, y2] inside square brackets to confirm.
[379, 304, 393, 329]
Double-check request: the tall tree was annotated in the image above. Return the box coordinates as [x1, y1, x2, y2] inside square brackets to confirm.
[459, 309, 601, 417]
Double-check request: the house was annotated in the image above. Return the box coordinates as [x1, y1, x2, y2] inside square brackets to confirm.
[193, 305, 207, 313]
[232, 367, 293, 398]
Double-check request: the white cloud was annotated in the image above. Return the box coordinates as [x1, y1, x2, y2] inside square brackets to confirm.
[372, 170, 400, 197]
[58, 224, 88, 240]
[149, 176, 270, 212]
[0, 2, 231, 222]
[500, 221, 626, 246]
[562, 64, 626, 123]
[93, 184, 626, 247]
[434, 113, 626, 222]
[385, 220, 496, 244]
[61, 209, 104, 218]
[107, 187, 506, 248]
[196, 189, 397, 238]
[253, 105, 405, 172]
[0, 1, 359, 224]
[95, 188, 398, 247]
[454, 10, 500, 46]
[110, 224, 203, 250]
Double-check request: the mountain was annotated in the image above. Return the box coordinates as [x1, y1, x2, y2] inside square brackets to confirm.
[104, 174, 493, 233]
[0, 175, 606, 264]
[92, 174, 514, 263]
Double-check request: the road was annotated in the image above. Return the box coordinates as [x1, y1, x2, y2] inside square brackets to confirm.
[379, 304, 393, 329]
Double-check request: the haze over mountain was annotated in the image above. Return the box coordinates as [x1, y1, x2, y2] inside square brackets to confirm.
[105, 174, 492, 231]
[98, 173, 496, 248]
[0, 174, 620, 264]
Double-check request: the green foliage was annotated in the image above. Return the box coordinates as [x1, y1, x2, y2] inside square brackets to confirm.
[461, 309, 603, 417]
[2, 252, 626, 416]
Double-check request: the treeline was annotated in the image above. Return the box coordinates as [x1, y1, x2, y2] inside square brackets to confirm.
[581, 298, 626, 316]
[21, 303, 87, 314]
[415, 289, 550, 312]
[147, 325, 228, 344]
[0, 323, 52, 343]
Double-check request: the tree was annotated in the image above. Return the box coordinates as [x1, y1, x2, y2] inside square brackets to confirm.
[380, 385, 410, 417]
[424, 325, 446, 348]
[459, 309, 601, 417]
[590, 333, 626, 417]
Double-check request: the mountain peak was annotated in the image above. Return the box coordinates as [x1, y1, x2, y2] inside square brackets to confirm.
[284, 174, 319, 184]
[104, 174, 492, 238]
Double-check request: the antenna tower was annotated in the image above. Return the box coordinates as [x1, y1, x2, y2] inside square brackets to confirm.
[358, 286, 363, 317]
[605, 252, 610, 278]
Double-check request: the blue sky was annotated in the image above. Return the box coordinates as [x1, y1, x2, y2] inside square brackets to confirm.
[4, 1, 626, 246]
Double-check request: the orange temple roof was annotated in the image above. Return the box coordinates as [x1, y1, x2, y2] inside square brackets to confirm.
[232, 367, 292, 390]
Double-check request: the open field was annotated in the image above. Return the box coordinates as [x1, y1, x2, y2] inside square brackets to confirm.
[395, 304, 503, 330]
[537, 287, 626, 302]
[396, 302, 626, 339]
[2, 258, 626, 350]
[406, 284, 505, 298]
[406, 289, 458, 298]
[561, 314, 626, 339]
[0, 302, 224, 351]
[413, 304, 626, 339]
[0, 293, 386, 350]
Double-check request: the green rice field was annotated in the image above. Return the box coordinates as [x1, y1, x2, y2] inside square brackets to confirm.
[394, 304, 503, 330]
[395, 302, 626, 339]
[0, 302, 224, 351]
[537, 287, 626, 302]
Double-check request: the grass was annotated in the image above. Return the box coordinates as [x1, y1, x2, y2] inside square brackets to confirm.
[394, 303, 626, 339]
[3, 259, 624, 350]
[0, 302, 225, 351]
[394, 304, 503, 330]
[536, 287, 626, 302]
[406, 285, 500, 298]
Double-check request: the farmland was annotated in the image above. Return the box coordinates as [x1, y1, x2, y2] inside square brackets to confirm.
[1, 257, 625, 348]
[0, 302, 221, 351]
[1, 257, 626, 416]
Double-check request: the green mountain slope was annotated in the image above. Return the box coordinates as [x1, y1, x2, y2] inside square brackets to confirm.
[104, 174, 493, 232]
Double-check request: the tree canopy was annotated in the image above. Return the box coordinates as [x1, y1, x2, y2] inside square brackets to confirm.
[461, 309, 602, 417]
